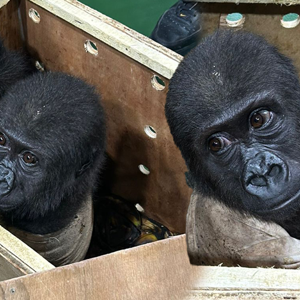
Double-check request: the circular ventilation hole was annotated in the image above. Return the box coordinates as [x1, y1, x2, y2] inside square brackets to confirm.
[144, 125, 157, 139]
[29, 8, 40, 24]
[135, 203, 145, 213]
[281, 13, 300, 28]
[225, 13, 245, 27]
[84, 40, 98, 56]
[138, 164, 150, 175]
[151, 75, 165, 91]
[35, 61, 45, 72]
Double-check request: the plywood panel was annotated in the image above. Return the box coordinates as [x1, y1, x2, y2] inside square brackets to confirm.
[23, 0, 192, 233]
[0, 0, 24, 50]
[0, 235, 195, 300]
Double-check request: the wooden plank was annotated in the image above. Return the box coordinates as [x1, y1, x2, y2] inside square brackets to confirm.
[187, 266, 300, 299]
[0, 225, 54, 281]
[187, 291, 300, 299]
[0, 0, 10, 9]
[192, 266, 300, 290]
[23, 0, 191, 233]
[1, 235, 300, 299]
[0, 235, 195, 300]
[27, 0, 182, 79]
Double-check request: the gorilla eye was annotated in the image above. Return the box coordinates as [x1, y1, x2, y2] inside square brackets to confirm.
[208, 136, 232, 153]
[22, 152, 37, 165]
[0, 133, 6, 146]
[250, 110, 272, 129]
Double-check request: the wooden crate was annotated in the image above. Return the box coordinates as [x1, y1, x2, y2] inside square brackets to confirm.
[0, 0, 300, 299]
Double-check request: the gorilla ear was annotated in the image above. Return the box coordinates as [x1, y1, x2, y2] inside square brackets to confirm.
[76, 159, 93, 178]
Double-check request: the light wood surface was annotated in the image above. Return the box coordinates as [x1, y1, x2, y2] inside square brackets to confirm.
[0, 225, 54, 281]
[0, 235, 194, 300]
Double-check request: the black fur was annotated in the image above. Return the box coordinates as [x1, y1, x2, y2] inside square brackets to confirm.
[0, 40, 35, 96]
[0, 71, 106, 234]
[166, 30, 300, 238]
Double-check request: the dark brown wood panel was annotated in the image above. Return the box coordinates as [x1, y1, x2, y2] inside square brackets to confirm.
[0, 0, 23, 50]
[23, 0, 191, 233]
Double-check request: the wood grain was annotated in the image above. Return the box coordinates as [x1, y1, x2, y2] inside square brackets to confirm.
[0, 225, 54, 281]
[0, 0, 24, 50]
[0, 235, 195, 300]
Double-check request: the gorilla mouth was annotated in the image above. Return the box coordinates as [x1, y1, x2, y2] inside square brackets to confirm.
[259, 187, 300, 214]
[0, 198, 18, 211]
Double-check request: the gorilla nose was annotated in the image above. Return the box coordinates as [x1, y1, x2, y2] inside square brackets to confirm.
[0, 164, 14, 196]
[243, 152, 287, 198]
[248, 164, 281, 186]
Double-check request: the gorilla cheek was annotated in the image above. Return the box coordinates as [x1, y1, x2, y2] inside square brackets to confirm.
[0, 164, 14, 196]
[242, 151, 290, 212]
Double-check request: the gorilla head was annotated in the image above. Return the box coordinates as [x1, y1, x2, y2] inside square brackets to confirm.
[0, 72, 105, 234]
[166, 30, 300, 234]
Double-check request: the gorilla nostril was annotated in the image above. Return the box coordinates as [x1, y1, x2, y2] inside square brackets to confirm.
[268, 165, 281, 178]
[250, 176, 267, 187]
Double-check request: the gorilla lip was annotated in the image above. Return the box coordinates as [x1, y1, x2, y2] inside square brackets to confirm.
[257, 188, 300, 214]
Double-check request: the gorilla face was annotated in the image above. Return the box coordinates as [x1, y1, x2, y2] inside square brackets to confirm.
[201, 91, 300, 218]
[166, 30, 300, 225]
[0, 72, 106, 233]
[0, 126, 66, 214]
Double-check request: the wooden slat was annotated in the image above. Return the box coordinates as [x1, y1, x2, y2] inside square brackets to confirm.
[188, 266, 300, 299]
[0, 0, 10, 9]
[192, 266, 300, 290]
[187, 291, 300, 299]
[0, 225, 54, 281]
[28, 0, 182, 79]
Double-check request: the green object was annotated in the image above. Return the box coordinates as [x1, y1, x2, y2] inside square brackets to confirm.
[282, 13, 299, 22]
[80, 0, 178, 37]
[226, 12, 243, 22]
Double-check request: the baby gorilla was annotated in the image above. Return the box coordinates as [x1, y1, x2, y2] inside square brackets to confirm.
[166, 30, 300, 239]
[0, 72, 105, 265]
